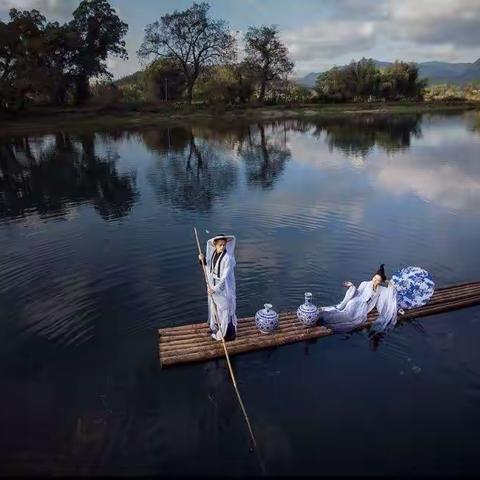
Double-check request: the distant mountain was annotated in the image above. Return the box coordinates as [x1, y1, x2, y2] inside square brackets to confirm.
[297, 59, 480, 88]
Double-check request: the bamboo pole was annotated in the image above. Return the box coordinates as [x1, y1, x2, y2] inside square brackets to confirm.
[193, 228, 264, 474]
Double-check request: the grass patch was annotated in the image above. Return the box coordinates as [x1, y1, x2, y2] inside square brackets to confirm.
[1, 101, 479, 136]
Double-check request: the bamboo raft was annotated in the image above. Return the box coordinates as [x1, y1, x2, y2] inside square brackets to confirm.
[158, 281, 480, 367]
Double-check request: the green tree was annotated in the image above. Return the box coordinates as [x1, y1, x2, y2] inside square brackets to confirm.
[315, 58, 380, 102]
[69, 0, 128, 104]
[316, 58, 426, 102]
[144, 58, 185, 101]
[232, 61, 257, 103]
[0, 9, 47, 112]
[347, 58, 380, 100]
[315, 67, 350, 102]
[381, 61, 426, 100]
[244, 25, 294, 103]
[138, 2, 236, 104]
[194, 62, 255, 104]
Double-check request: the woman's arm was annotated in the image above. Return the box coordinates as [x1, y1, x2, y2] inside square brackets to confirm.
[336, 284, 357, 310]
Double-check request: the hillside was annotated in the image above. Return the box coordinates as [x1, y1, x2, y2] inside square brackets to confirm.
[115, 70, 144, 87]
[298, 59, 480, 88]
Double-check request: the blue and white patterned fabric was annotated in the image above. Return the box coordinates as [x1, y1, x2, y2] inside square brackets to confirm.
[391, 266, 435, 310]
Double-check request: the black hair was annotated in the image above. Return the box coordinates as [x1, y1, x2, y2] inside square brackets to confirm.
[375, 264, 387, 282]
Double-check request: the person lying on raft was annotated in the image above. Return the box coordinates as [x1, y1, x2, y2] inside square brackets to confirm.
[198, 234, 237, 342]
[320, 264, 398, 333]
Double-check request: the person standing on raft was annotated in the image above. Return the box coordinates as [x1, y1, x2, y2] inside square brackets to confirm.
[320, 264, 398, 333]
[198, 234, 238, 341]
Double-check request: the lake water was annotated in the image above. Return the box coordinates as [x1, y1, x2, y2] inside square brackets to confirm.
[1, 111, 480, 475]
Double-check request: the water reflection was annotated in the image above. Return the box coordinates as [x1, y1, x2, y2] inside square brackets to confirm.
[183, 122, 292, 189]
[0, 132, 138, 221]
[237, 123, 291, 190]
[145, 127, 239, 211]
[472, 112, 480, 136]
[1, 112, 480, 475]
[372, 117, 480, 211]
[0, 113, 477, 221]
[144, 122, 292, 212]
[308, 114, 423, 157]
[124, 114, 478, 214]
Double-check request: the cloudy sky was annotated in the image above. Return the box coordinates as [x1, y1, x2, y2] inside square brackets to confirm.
[1, 0, 479, 79]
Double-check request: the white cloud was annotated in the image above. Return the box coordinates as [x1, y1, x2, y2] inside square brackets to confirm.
[284, 0, 480, 75]
[283, 21, 380, 76]
[376, 159, 480, 211]
[385, 0, 480, 46]
[0, 0, 77, 18]
[2, 0, 478, 80]
[283, 20, 378, 65]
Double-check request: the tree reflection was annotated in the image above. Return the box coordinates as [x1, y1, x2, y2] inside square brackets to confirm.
[472, 113, 480, 136]
[237, 122, 291, 189]
[0, 132, 138, 220]
[145, 126, 238, 211]
[309, 114, 423, 157]
[141, 115, 422, 210]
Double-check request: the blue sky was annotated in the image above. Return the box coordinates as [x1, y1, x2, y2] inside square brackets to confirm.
[1, 0, 479, 79]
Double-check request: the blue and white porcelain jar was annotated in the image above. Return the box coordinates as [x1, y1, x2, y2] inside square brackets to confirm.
[255, 303, 279, 334]
[297, 292, 320, 327]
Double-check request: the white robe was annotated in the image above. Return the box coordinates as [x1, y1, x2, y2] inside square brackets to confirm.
[205, 236, 237, 341]
[321, 280, 398, 333]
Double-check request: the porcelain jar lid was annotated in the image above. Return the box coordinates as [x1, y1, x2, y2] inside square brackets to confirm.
[300, 292, 317, 312]
[257, 303, 277, 318]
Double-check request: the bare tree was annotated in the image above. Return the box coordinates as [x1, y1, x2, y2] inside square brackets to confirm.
[244, 25, 294, 103]
[137, 2, 236, 104]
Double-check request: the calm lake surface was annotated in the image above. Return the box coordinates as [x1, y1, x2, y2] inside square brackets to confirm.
[1, 111, 480, 475]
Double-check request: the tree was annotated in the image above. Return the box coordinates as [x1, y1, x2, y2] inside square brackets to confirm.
[41, 22, 79, 105]
[137, 2, 236, 104]
[381, 61, 426, 100]
[0, 1, 129, 111]
[194, 62, 255, 104]
[0, 9, 48, 112]
[315, 58, 380, 102]
[143, 58, 186, 101]
[69, 0, 128, 104]
[315, 67, 350, 102]
[347, 58, 380, 100]
[232, 61, 257, 103]
[315, 58, 426, 102]
[244, 25, 294, 103]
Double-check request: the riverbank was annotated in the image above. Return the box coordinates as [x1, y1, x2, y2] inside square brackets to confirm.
[1, 101, 479, 136]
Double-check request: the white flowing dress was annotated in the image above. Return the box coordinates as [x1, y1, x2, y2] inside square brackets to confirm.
[205, 236, 238, 340]
[321, 280, 398, 333]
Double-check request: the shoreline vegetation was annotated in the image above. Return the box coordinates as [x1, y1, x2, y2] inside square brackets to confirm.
[3, 1, 480, 138]
[1, 101, 479, 136]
